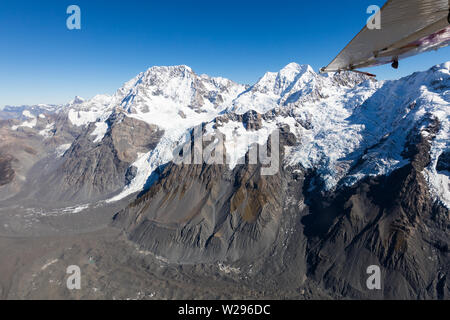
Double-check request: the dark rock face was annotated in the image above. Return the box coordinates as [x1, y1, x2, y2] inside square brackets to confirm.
[114, 129, 292, 264]
[437, 151, 450, 172]
[303, 163, 448, 299]
[125, 166, 138, 185]
[113, 114, 449, 299]
[215, 110, 263, 131]
[35, 113, 164, 204]
[330, 71, 374, 87]
[0, 154, 15, 186]
[297, 118, 449, 299]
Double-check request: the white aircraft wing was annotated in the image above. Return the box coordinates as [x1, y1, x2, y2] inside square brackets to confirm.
[321, 0, 450, 73]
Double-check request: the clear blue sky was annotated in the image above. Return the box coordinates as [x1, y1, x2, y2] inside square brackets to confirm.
[1, 0, 449, 107]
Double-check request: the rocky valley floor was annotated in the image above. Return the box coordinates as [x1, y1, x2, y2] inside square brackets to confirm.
[0, 206, 331, 300]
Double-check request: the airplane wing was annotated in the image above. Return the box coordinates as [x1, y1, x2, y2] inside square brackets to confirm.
[321, 0, 450, 73]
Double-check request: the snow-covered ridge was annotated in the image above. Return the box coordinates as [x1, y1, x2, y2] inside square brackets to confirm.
[279, 62, 449, 207]
[107, 65, 247, 201]
[231, 63, 316, 114]
[10, 62, 447, 207]
[66, 94, 113, 127]
[61, 62, 449, 207]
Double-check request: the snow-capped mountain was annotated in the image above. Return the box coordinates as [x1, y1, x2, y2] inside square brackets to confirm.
[101, 62, 374, 202]
[112, 62, 448, 208]
[1, 61, 449, 300]
[110, 63, 449, 301]
[56, 65, 246, 202]
[2, 62, 448, 209]
[230, 62, 370, 114]
[65, 65, 244, 129]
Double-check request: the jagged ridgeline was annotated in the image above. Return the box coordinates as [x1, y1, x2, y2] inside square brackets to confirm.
[0, 62, 448, 299]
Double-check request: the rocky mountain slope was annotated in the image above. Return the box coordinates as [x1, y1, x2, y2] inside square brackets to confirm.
[0, 62, 448, 299]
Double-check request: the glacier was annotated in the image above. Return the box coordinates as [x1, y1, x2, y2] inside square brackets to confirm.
[31, 62, 449, 208]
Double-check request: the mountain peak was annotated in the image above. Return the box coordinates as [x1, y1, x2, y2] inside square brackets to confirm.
[280, 62, 314, 75]
[70, 96, 85, 105]
[143, 65, 194, 77]
[255, 62, 315, 91]
[431, 61, 450, 75]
